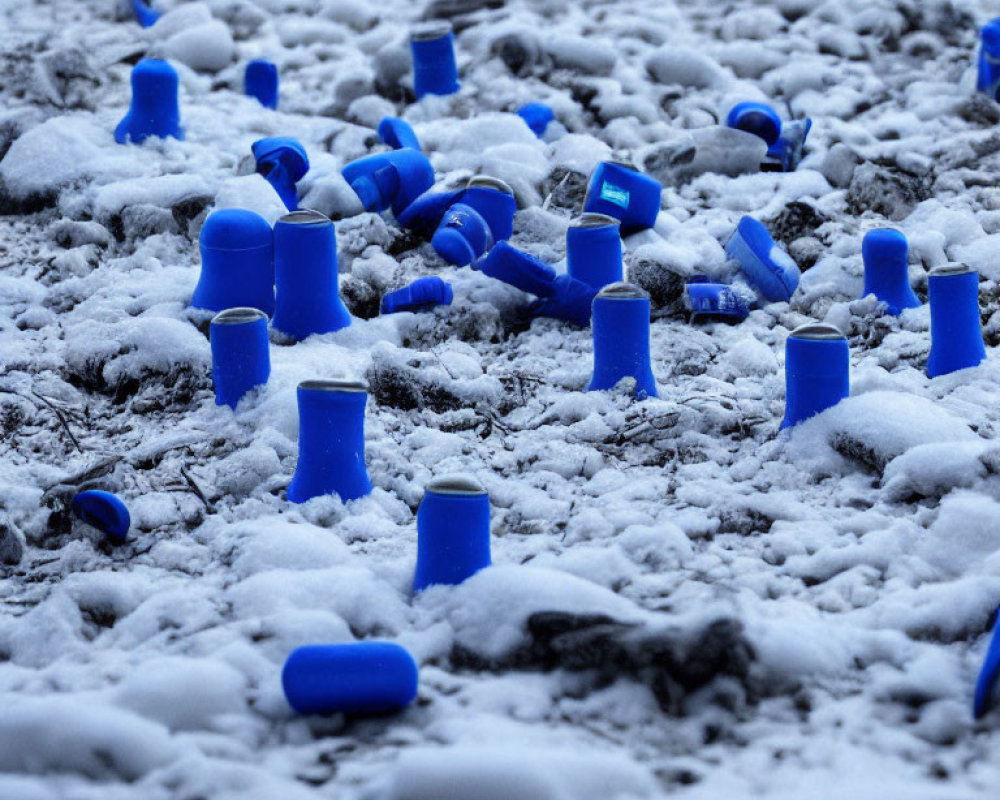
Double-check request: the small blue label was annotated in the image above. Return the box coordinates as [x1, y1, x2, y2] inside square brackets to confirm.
[599, 181, 630, 209]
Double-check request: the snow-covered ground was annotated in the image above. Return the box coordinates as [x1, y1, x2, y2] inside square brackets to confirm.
[1, 0, 1000, 796]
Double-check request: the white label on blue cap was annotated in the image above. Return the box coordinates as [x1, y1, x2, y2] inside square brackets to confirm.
[600, 182, 630, 209]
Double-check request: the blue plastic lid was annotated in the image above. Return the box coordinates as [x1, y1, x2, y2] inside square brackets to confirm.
[200, 209, 273, 250]
[72, 490, 130, 542]
[726, 102, 782, 148]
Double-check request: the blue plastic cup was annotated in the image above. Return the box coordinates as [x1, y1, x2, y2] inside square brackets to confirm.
[272, 210, 351, 341]
[583, 161, 662, 235]
[114, 59, 183, 144]
[431, 203, 494, 266]
[411, 22, 459, 99]
[978, 19, 1000, 98]
[341, 149, 435, 217]
[926, 265, 987, 378]
[726, 215, 800, 303]
[587, 283, 658, 398]
[210, 308, 271, 409]
[191, 209, 274, 315]
[72, 490, 130, 543]
[252, 137, 309, 211]
[780, 323, 849, 429]
[245, 60, 279, 109]
[726, 102, 782, 148]
[862, 228, 920, 315]
[282, 642, 418, 715]
[462, 176, 516, 242]
[566, 212, 623, 290]
[413, 475, 491, 593]
[377, 117, 421, 150]
[517, 102, 555, 138]
[287, 379, 372, 504]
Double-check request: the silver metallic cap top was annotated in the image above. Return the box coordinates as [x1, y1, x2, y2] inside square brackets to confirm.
[602, 159, 638, 172]
[411, 21, 453, 41]
[789, 323, 845, 341]
[930, 264, 975, 278]
[298, 378, 369, 393]
[279, 209, 330, 226]
[426, 474, 487, 496]
[211, 307, 268, 325]
[571, 212, 620, 229]
[466, 175, 514, 195]
[597, 282, 648, 300]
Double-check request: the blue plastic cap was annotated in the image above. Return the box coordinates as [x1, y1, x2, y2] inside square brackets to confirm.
[115, 59, 183, 144]
[726, 102, 782, 148]
[517, 103, 555, 138]
[381, 276, 454, 314]
[378, 117, 421, 150]
[726, 216, 800, 302]
[245, 60, 279, 109]
[131, 0, 161, 27]
[72, 490, 130, 542]
[432, 204, 493, 266]
[200, 208, 273, 250]
[253, 137, 309, 210]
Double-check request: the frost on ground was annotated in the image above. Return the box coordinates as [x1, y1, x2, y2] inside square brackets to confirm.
[1, 0, 1000, 797]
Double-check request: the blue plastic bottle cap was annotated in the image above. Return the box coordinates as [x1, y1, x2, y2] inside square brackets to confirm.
[380, 276, 454, 315]
[431, 203, 493, 266]
[71, 490, 131, 542]
[410, 21, 460, 99]
[210, 307, 271, 408]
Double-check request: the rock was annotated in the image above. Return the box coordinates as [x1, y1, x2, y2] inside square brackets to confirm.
[846, 162, 932, 220]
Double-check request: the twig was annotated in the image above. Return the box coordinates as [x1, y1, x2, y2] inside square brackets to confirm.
[180, 466, 213, 512]
[31, 391, 82, 453]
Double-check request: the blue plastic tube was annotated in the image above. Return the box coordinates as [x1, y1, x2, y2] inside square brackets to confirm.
[245, 60, 279, 109]
[862, 228, 919, 315]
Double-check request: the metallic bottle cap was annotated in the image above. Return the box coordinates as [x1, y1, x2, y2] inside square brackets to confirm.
[411, 21, 453, 42]
[426, 474, 487, 496]
[279, 209, 330, 226]
[571, 212, 620, 229]
[596, 282, 648, 300]
[929, 264, 975, 278]
[789, 322, 845, 341]
[466, 175, 514, 195]
[211, 307, 268, 325]
[298, 379, 369, 393]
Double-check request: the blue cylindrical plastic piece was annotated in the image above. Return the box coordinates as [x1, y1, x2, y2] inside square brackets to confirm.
[72, 490, 130, 543]
[462, 176, 516, 242]
[725, 215, 800, 303]
[114, 59, 183, 144]
[978, 19, 1000, 98]
[926, 265, 987, 378]
[377, 117, 421, 150]
[381, 276, 454, 315]
[566, 212, 623, 290]
[583, 162, 662, 235]
[245, 60, 279, 109]
[210, 308, 271, 409]
[726, 102, 782, 148]
[252, 137, 309, 211]
[974, 606, 1000, 719]
[282, 642, 418, 715]
[517, 103, 555, 138]
[413, 475, 491, 593]
[477, 241, 557, 297]
[431, 203, 494, 267]
[687, 281, 749, 322]
[341, 149, 435, 217]
[191, 209, 274, 315]
[287, 379, 372, 504]
[861, 228, 920, 315]
[780, 323, 849, 429]
[271, 210, 351, 341]
[587, 283, 658, 398]
[411, 22, 460, 99]
[130, 0, 161, 28]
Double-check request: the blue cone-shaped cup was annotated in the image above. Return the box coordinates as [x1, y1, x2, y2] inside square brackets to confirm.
[210, 308, 271, 409]
[342, 149, 435, 217]
[462, 176, 516, 241]
[780, 323, 849, 429]
[566, 212, 623, 290]
[431, 203, 494, 266]
[115, 59, 183, 144]
[271, 210, 351, 341]
[72, 490, 130, 543]
[862, 228, 919, 315]
[583, 161, 662, 235]
[282, 642, 418, 715]
[287, 379, 372, 504]
[413, 475, 491, 593]
[191, 209, 274, 315]
[587, 283, 658, 398]
[245, 60, 279, 109]
[411, 21, 460, 99]
[926, 265, 986, 378]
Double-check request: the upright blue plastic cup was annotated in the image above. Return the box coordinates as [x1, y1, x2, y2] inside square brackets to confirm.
[245, 60, 279, 109]
[566, 212, 623, 290]
[726, 215, 800, 303]
[72, 490, 130, 543]
[926, 265, 986, 378]
[282, 642, 418, 715]
[862, 228, 920, 315]
[341, 149, 435, 217]
[272, 210, 351, 341]
[411, 21, 459, 99]
[587, 283, 658, 398]
[780, 323, 849, 429]
[114, 59, 183, 144]
[287, 379, 372, 504]
[978, 19, 1000, 99]
[413, 475, 491, 593]
[431, 203, 494, 266]
[191, 209, 274, 315]
[583, 162, 662, 235]
[462, 176, 516, 241]
[210, 308, 271, 409]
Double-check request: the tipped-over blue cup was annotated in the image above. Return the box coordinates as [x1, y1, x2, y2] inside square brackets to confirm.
[566, 212, 622, 290]
[378, 117, 421, 150]
[726, 216, 800, 303]
[115, 59, 183, 144]
[72, 490, 130, 543]
[926, 265, 986, 378]
[462, 176, 516, 242]
[583, 161, 662, 235]
[210, 308, 271, 409]
[287, 379, 372, 504]
[283, 642, 418, 715]
[411, 21, 459, 99]
[413, 475, 491, 593]
[780, 323, 849, 429]
[727, 102, 811, 172]
[726, 102, 781, 147]
[381, 277, 454, 314]
[245, 60, 278, 109]
[252, 137, 309, 211]
[978, 19, 1000, 99]
[687, 281, 749, 322]
[862, 228, 919, 315]
[588, 283, 657, 398]
[517, 102, 555, 138]
[272, 210, 351, 341]
[432, 203, 494, 266]
[191, 209, 274, 315]
[974, 606, 1000, 719]
[342, 149, 435, 217]
[130, 0, 160, 28]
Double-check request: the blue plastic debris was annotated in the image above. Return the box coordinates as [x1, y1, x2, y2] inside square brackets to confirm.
[410, 21, 460, 99]
[72, 490, 130, 543]
[210, 308, 271, 409]
[341, 149, 435, 217]
[588, 283, 658, 398]
[566, 213, 623, 290]
[926, 265, 987, 379]
[725, 216, 800, 303]
[583, 162, 662, 234]
[381, 277, 454, 315]
[191, 209, 274, 316]
[130, 0, 160, 28]
[978, 19, 1000, 100]
[252, 137, 309, 211]
[517, 102, 555, 138]
[974, 606, 1000, 719]
[687, 281, 750, 322]
[377, 117, 421, 150]
[726, 102, 811, 172]
[432, 203, 494, 266]
[397, 175, 515, 241]
[245, 60, 279, 109]
[413, 475, 491, 592]
[780, 323, 849, 430]
[861, 228, 920, 316]
[115, 59, 183, 144]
